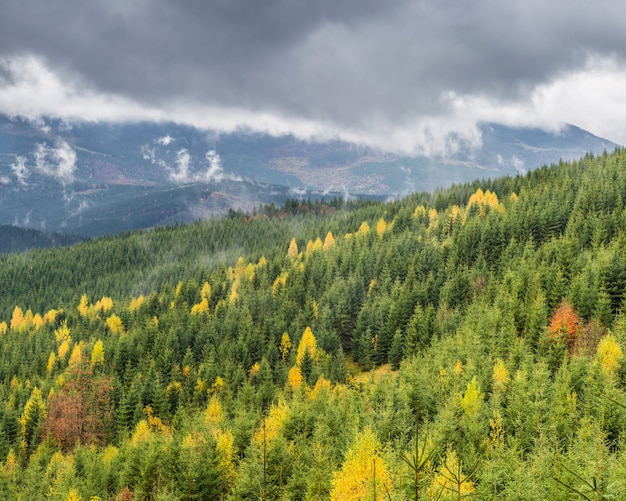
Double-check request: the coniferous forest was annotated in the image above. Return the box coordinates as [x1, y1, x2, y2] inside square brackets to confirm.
[2, 150, 626, 499]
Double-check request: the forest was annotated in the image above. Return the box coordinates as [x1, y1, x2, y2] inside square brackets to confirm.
[1, 149, 626, 499]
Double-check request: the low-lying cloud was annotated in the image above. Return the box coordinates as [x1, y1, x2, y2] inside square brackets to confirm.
[143, 142, 238, 184]
[34, 140, 77, 183]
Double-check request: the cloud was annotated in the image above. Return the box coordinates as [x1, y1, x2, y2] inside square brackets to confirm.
[1, 1, 626, 151]
[10, 155, 29, 185]
[146, 145, 235, 184]
[34, 140, 77, 183]
[169, 148, 192, 183]
[155, 135, 173, 146]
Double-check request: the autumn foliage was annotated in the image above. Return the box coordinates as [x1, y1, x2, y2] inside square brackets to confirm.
[548, 300, 580, 351]
[45, 366, 115, 451]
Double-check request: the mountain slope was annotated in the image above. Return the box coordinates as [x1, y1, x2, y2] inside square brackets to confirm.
[0, 115, 618, 236]
[1, 149, 626, 498]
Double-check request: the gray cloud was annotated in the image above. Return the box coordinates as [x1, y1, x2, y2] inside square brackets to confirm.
[1, 1, 626, 149]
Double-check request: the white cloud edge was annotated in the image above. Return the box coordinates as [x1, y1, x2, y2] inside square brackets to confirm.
[0, 53, 624, 157]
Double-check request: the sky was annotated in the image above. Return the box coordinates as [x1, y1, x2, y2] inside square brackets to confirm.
[1, 0, 626, 154]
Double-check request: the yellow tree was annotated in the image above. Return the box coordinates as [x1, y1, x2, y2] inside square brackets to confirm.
[287, 366, 303, 390]
[106, 314, 125, 334]
[10, 306, 24, 331]
[77, 294, 89, 317]
[296, 327, 317, 366]
[596, 333, 623, 378]
[323, 231, 335, 251]
[129, 295, 145, 312]
[191, 298, 210, 315]
[201, 281, 212, 301]
[91, 340, 105, 369]
[287, 238, 299, 258]
[19, 387, 47, 452]
[280, 332, 292, 363]
[330, 426, 392, 500]
[356, 221, 370, 236]
[376, 218, 387, 238]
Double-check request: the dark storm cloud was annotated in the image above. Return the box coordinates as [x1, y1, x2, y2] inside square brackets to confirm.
[1, 0, 626, 133]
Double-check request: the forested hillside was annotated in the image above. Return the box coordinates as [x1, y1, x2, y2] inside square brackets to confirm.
[1, 150, 626, 500]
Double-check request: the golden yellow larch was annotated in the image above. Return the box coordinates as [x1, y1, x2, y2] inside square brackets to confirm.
[413, 205, 427, 219]
[249, 362, 260, 378]
[19, 387, 47, 440]
[492, 358, 510, 392]
[229, 282, 239, 303]
[95, 296, 113, 312]
[280, 332, 292, 363]
[376, 218, 387, 237]
[459, 377, 483, 418]
[467, 188, 503, 216]
[77, 294, 89, 316]
[102, 445, 119, 466]
[175, 281, 183, 296]
[453, 360, 463, 376]
[257, 255, 268, 267]
[32, 313, 44, 330]
[65, 488, 82, 501]
[44, 309, 58, 324]
[129, 295, 145, 312]
[323, 231, 335, 251]
[596, 333, 623, 378]
[0, 321, 7, 335]
[212, 376, 225, 393]
[214, 428, 236, 483]
[296, 326, 317, 366]
[190, 298, 210, 315]
[4, 449, 17, 476]
[330, 426, 392, 501]
[205, 396, 223, 426]
[106, 314, 125, 334]
[312, 237, 323, 252]
[287, 366, 303, 390]
[244, 263, 255, 281]
[46, 352, 56, 373]
[429, 448, 475, 500]
[55, 321, 71, 343]
[312, 299, 319, 320]
[194, 378, 206, 394]
[68, 344, 83, 369]
[58, 338, 72, 360]
[305, 240, 314, 254]
[309, 375, 332, 400]
[272, 273, 288, 297]
[287, 237, 299, 258]
[130, 420, 152, 446]
[253, 400, 290, 447]
[428, 208, 439, 230]
[367, 279, 377, 297]
[21, 309, 34, 332]
[91, 340, 105, 368]
[510, 192, 518, 202]
[201, 281, 212, 301]
[356, 221, 370, 236]
[10, 306, 24, 331]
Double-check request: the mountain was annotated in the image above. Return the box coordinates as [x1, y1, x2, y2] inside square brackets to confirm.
[0, 224, 83, 254]
[0, 115, 618, 236]
[2, 150, 626, 498]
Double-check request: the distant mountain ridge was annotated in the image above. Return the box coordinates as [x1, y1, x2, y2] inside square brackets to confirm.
[0, 115, 618, 237]
[0, 224, 83, 254]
